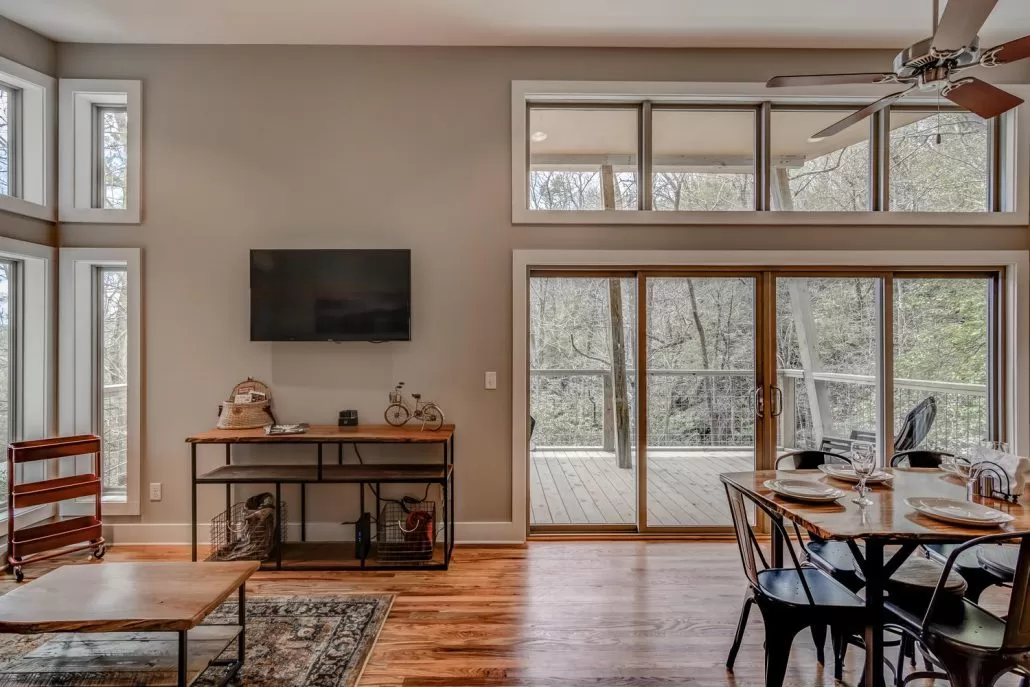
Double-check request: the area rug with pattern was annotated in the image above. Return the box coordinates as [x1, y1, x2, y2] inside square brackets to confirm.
[0, 594, 394, 686]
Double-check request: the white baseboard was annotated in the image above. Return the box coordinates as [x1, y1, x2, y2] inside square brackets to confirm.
[102, 520, 524, 545]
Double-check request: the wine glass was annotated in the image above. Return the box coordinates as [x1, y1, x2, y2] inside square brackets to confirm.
[850, 442, 876, 507]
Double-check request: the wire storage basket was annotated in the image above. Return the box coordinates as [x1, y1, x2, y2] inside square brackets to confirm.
[209, 493, 287, 562]
[377, 499, 436, 564]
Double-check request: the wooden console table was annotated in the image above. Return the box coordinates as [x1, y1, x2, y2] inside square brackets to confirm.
[186, 424, 455, 571]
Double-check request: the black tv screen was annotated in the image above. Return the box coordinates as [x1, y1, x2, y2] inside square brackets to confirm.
[250, 249, 411, 342]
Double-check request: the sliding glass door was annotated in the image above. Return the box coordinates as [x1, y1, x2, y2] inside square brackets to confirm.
[642, 276, 758, 530]
[527, 268, 1004, 534]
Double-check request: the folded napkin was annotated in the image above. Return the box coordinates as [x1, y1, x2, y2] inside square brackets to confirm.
[970, 447, 1030, 496]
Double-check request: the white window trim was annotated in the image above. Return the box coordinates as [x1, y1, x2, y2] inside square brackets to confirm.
[59, 79, 141, 224]
[510, 249, 1030, 542]
[59, 247, 141, 516]
[511, 80, 1030, 226]
[0, 236, 55, 528]
[0, 56, 55, 222]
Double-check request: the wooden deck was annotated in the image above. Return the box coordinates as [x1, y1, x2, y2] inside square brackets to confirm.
[530, 449, 753, 527]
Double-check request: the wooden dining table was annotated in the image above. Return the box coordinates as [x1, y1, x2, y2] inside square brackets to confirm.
[720, 467, 1030, 687]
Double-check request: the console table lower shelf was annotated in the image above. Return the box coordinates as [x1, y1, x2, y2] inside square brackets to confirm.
[187, 424, 456, 571]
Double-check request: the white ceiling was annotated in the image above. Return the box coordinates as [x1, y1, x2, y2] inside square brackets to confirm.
[3, 0, 1030, 48]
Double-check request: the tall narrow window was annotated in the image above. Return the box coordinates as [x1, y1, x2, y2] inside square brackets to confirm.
[95, 106, 127, 210]
[97, 267, 128, 496]
[889, 110, 990, 212]
[528, 107, 639, 211]
[0, 84, 14, 198]
[0, 260, 15, 508]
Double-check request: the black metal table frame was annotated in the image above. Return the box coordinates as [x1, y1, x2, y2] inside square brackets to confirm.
[177, 582, 247, 687]
[190, 434, 455, 571]
[771, 518, 973, 687]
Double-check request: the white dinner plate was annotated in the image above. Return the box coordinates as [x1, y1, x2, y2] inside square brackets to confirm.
[763, 479, 846, 503]
[905, 497, 1014, 528]
[818, 464, 894, 484]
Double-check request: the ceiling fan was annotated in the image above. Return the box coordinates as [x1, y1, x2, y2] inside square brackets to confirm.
[766, 0, 1030, 142]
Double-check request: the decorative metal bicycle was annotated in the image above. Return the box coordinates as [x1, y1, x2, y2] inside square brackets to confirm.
[384, 382, 445, 431]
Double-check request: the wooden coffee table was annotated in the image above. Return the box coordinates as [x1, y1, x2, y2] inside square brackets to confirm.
[0, 561, 259, 686]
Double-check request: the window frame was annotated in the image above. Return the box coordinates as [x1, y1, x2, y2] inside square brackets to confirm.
[0, 55, 55, 222]
[511, 81, 1029, 225]
[59, 79, 141, 224]
[59, 247, 141, 516]
[0, 83, 20, 199]
[0, 237, 56, 528]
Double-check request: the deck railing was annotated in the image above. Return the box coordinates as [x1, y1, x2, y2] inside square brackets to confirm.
[529, 368, 987, 453]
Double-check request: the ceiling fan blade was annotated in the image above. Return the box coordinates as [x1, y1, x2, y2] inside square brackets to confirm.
[942, 77, 1024, 118]
[808, 88, 913, 143]
[981, 35, 1030, 66]
[766, 73, 899, 88]
[932, 0, 998, 53]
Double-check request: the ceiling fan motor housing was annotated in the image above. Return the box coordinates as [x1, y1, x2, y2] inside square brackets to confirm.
[895, 36, 981, 82]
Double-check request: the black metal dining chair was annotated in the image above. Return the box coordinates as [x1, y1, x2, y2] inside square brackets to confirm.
[777, 449, 850, 470]
[890, 449, 954, 469]
[889, 531, 1030, 687]
[724, 481, 866, 687]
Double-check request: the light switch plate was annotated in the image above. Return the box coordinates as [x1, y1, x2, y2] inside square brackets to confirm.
[149, 483, 162, 501]
[485, 371, 497, 390]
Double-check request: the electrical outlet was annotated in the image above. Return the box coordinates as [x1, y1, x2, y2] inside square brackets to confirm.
[149, 483, 162, 501]
[485, 371, 497, 390]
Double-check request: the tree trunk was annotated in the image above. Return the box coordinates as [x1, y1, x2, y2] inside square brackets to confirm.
[686, 279, 717, 444]
[608, 278, 632, 469]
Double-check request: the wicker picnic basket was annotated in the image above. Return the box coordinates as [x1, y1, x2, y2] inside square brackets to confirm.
[217, 378, 276, 430]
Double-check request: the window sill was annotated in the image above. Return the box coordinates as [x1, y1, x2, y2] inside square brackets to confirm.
[65, 497, 138, 517]
[512, 209, 1030, 227]
[0, 195, 55, 223]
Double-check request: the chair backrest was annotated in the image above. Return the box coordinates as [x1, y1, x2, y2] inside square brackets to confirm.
[925, 530, 1030, 651]
[723, 481, 815, 603]
[1003, 535, 1030, 650]
[777, 449, 850, 470]
[890, 449, 953, 469]
[894, 397, 937, 452]
[819, 436, 855, 456]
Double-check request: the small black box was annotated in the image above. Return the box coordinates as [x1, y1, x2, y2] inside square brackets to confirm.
[338, 409, 359, 427]
[354, 512, 372, 559]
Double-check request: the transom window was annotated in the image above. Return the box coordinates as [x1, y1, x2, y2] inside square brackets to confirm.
[0, 84, 14, 198]
[520, 96, 1012, 218]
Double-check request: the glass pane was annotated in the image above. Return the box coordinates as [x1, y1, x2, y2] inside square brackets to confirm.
[528, 276, 637, 526]
[770, 110, 870, 211]
[646, 277, 755, 527]
[776, 277, 881, 460]
[101, 108, 128, 209]
[528, 108, 638, 211]
[889, 111, 989, 212]
[0, 86, 10, 197]
[894, 278, 990, 455]
[0, 262, 12, 508]
[100, 267, 129, 495]
[652, 110, 755, 211]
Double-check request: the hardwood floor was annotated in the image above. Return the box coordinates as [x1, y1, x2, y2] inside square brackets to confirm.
[3, 542, 1021, 686]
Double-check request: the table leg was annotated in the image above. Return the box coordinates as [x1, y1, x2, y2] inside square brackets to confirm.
[864, 539, 886, 687]
[238, 582, 246, 666]
[275, 482, 283, 571]
[300, 483, 307, 542]
[177, 630, 188, 687]
[770, 513, 785, 568]
[190, 444, 197, 562]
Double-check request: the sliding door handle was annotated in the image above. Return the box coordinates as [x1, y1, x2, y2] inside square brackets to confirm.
[752, 386, 765, 419]
[770, 385, 784, 418]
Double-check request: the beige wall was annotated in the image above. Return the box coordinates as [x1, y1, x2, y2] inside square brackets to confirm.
[0, 16, 56, 246]
[53, 44, 1030, 534]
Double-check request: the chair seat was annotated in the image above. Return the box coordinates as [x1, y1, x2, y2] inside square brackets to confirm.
[887, 596, 1007, 651]
[977, 544, 1020, 579]
[884, 555, 969, 596]
[757, 567, 865, 609]
[806, 540, 864, 591]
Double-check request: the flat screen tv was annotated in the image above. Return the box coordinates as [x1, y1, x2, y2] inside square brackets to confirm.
[250, 249, 411, 342]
